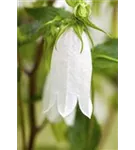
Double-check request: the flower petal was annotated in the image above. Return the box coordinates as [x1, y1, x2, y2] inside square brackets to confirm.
[78, 32, 93, 118]
[46, 28, 81, 118]
[50, 28, 81, 95]
[78, 97, 92, 118]
[64, 108, 76, 126]
[57, 92, 77, 118]
[43, 28, 93, 120]
[46, 101, 62, 123]
[43, 76, 56, 113]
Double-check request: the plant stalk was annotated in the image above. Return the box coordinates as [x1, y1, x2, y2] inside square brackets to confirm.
[18, 53, 26, 150]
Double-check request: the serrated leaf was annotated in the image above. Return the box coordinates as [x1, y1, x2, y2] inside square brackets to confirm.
[67, 107, 101, 150]
[92, 39, 118, 81]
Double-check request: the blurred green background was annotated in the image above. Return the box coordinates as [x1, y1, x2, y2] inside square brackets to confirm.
[17, 0, 118, 150]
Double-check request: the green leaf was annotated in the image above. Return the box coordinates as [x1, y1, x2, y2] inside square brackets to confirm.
[86, 116, 101, 150]
[110, 0, 118, 7]
[92, 39, 118, 81]
[17, 67, 21, 83]
[19, 41, 37, 63]
[25, 6, 71, 22]
[18, 21, 42, 46]
[18, 7, 70, 46]
[51, 121, 67, 142]
[17, 8, 30, 26]
[68, 107, 101, 150]
[68, 107, 89, 150]
[111, 91, 118, 111]
[36, 146, 69, 150]
[18, 27, 29, 46]
[16, 100, 20, 128]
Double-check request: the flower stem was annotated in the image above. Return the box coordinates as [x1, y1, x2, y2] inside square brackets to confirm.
[27, 38, 44, 150]
[28, 74, 37, 150]
[47, 0, 55, 6]
[17, 53, 26, 150]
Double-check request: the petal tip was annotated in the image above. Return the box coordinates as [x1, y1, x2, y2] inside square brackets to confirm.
[57, 92, 78, 118]
[78, 97, 93, 119]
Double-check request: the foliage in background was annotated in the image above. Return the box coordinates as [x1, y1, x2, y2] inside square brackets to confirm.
[68, 107, 101, 150]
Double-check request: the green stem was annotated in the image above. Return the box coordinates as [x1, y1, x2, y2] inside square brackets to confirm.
[27, 38, 48, 150]
[28, 73, 37, 150]
[96, 54, 118, 63]
[18, 53, 26, 150]
[47, 0, 55, 6]
[111, 2, 118, 38]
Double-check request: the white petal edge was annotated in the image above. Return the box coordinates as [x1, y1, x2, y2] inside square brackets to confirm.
[78, 97, 93, 118]
[46, 101, 62, 123]
[43, 76, 57, 113]
[57, 92, 78, 118]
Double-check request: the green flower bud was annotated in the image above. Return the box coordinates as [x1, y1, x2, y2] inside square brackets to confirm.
[66, 0, 83, 7]
[74, 2, 91, 19]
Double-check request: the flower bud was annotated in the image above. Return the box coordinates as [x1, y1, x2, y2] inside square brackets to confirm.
[74, 2, 91, 19]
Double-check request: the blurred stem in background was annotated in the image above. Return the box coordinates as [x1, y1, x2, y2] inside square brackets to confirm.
[47, 0, 56, 6]
[100, 1, 118, 147]
[111, 0, 118, 38]
[99, 108, 117, 149]
[26, 38, 48, 150]
[27, 38, 44, 150]
[18, 53, 26, 150]
[18, 0, 56, 149]
[98, 81, 118, 150]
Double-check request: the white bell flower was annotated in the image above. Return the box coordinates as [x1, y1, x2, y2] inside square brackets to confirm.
[43, 28, 93, 124]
